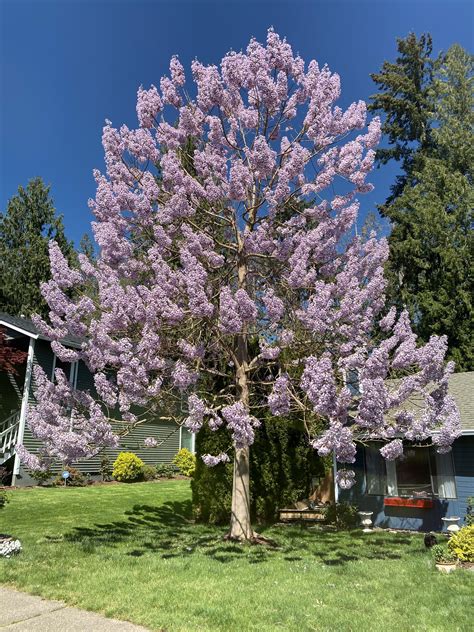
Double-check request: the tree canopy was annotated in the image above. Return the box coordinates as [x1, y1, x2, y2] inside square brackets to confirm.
[19, 30, 460, 541]
[0, 178, 75, 319]
[371, 38, 473, 370]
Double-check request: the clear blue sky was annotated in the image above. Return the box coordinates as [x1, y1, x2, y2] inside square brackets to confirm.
[1, 0, 472, 245]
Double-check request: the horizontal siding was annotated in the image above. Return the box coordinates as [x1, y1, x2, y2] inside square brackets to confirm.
[450, 436, 474, 521]
[22, 418, 182, 476]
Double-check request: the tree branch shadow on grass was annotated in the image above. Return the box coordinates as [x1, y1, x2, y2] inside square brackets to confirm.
[58, 500, 421, 566]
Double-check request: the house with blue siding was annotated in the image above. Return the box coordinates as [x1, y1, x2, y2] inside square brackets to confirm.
[337, 371, 474, 532]
[0, 313, 194, 486]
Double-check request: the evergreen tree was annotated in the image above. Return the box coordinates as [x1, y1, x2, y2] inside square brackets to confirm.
[0, 178, 75, 318]
[79, 232, 96, 262]
[378, 43, 474, 370]
[369, 33, 434, 211]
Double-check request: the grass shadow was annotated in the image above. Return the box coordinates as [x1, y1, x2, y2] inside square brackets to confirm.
[62, 501, 422, 566]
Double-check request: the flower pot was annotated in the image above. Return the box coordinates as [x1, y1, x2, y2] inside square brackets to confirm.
[435, 562, 457, 573]
[358, 511, 374, 532]
[441, 516, 461, 534]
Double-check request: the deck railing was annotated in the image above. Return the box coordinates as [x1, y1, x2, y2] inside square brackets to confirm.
[0, 410, 21, 463]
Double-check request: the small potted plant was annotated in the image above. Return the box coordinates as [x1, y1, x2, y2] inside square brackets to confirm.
[432, 544, 457, 573]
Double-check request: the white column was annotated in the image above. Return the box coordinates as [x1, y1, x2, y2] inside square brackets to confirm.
[12, 337, 36, 485]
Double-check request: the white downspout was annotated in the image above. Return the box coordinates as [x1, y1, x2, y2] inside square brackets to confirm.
[12, 337, 36, 485]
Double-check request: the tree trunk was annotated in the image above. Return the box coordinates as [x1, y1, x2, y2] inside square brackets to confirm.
[229, 445, 253, 540]
[226, 248, 255, 541]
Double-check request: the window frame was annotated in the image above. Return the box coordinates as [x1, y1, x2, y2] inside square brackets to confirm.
[363, 443, 457, 500]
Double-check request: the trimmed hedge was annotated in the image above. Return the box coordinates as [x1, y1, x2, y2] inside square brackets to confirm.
[192, 415, 327, 524]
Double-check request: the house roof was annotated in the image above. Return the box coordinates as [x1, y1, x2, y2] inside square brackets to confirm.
[448, 371, 474, 433]
[386, 371, 474, 435]
[0, 312, 83, 348]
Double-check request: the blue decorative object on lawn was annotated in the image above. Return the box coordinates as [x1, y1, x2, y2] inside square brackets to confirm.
[62, 471, 70, 480]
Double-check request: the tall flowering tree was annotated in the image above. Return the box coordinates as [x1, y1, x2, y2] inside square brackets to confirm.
[23, 30, 460, 540]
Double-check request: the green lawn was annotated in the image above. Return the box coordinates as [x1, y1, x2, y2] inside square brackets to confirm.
[0, 481, 472, 631]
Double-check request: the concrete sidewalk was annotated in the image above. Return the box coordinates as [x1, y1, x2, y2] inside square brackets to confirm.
[0, 587, 150, 631]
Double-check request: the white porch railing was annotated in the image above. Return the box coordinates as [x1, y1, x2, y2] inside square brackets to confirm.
[0, 411, 21, 464]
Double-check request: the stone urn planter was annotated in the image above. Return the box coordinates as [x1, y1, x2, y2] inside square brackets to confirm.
[442, 516, 461, 534]
[358, 511, 374, 533]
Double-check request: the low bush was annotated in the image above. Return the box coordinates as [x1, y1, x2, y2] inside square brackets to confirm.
[29, 468, 53, 486]
[141, 464, 158, 481]
[432, 544, 457, 564]
[173, 448, 196, 477]
[53, 466, 87, 487]
[100, 456, 113, 482]
[448, 525, 474, 563]
[156, 463, 175, 479]
[112, 452, 144, 482]
[0, 488, 9, 509]
[323, 502, 359, 529]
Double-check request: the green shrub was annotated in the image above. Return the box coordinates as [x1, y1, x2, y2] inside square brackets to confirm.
[53, 466, 87, 487]
[191, 424, 233, 524]
[323, 502, 359, 529]
[0, 488, 9, 509]
[448, 525, 474, 563]
[29, 468, 53, 486]
[173, 448, 196, 477]
[0, 466, 8, 484]
[100, 456, 112, 482]
[432, 544, 457, 564]
[112, 452, 144, 482]
[141, 464, 158, 481]
[192, 415, 328, 524]
[156, 463, 175, 479]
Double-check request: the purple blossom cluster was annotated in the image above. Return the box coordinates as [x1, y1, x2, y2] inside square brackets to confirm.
[268, 375, 291, 416]
[221, 402, 261, 449]
[201, 453, 230, 467]
[19, 366, 118, 466]
[142, 437, 158, 448]
[379, 439, 403, 461]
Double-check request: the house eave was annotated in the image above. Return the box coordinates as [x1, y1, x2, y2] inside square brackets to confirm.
[37, 334, 82, 349]
[0, 317, 82, 349]
[0, 319, 39, 340]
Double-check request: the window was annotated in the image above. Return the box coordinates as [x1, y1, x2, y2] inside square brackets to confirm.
[51, 355, 78, 388]
[180, 426, 195, 453]
[364, 443, 456, 499]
